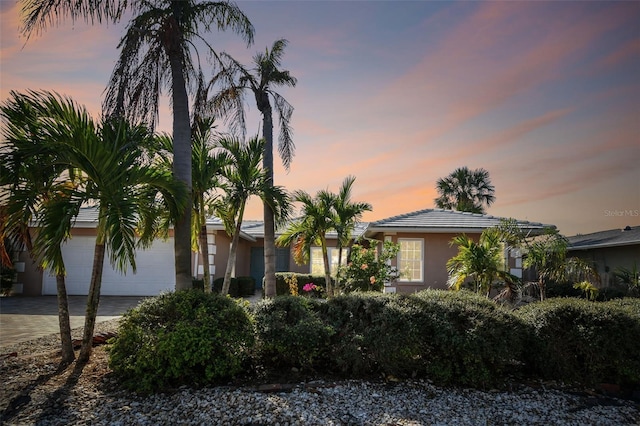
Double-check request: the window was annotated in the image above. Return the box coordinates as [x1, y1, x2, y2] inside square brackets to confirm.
[310, 247, 347, 276]
[398, 238, 423, 282]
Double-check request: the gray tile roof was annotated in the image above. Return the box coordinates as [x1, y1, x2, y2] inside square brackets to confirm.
[365, 208, 551, 235]
[567, 225, 640, 250]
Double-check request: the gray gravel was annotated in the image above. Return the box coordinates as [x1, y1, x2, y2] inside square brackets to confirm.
[1, 320, 639, 426]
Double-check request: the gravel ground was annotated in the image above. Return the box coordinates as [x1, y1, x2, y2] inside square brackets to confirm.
[1, 319, 639, 426]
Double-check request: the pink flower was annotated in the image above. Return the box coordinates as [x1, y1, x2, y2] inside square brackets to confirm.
[303, 283, 316, 292]
[361, 264, 368, 270]
[370, 276, 376, 284]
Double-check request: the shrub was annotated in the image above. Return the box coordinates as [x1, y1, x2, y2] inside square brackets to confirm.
[108, 290, 254, 393]
[515, 298, 640, 386]
[268, 273, 331, 296]
[338, 241, 399, 293]
[251, 296, 333, 372]
[212, 276, 256, 297]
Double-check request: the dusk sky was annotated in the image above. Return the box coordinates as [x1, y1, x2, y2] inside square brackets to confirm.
[1, 0, 639, 236]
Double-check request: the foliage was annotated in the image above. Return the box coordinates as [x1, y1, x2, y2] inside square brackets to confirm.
[269, 273, 331, 297]
[251, 296, 333, 372]
[108, 290, 254, 394]
[613, 264, 640, 297]
[434, 166, 495, 214]
[338, 240, 400, 293]
[515, 298, 640, 386]
[573, 280, 599, 301]
[285, 273, 298, 296]
[211, 276, 256, 297]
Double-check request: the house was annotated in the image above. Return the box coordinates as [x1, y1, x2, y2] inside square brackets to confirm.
[567, 225, 640, 287]
[14, 207, 551, 296]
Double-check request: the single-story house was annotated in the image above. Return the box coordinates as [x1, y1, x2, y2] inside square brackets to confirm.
[567, 225, 640, 287]
[13, 207, 552, 296]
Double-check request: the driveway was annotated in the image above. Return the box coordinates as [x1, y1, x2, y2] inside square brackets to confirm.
[0, 296, 146, 350]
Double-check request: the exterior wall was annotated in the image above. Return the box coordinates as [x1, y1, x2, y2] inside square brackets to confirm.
[370, 231, 482, 294]
[569, 244, 640, 287]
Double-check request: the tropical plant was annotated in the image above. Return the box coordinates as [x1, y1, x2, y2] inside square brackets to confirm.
[434, 166, 495, 214]
[216, 137, 290, 296]
[21, 0, 255, 291]
[210, 38, 297, 298]
[277, 189, 337, 297]
[333, 176, 372, 288]
[447, 228, 520, 298]
[0, 90, 83, 364]
[338, 240, 400, 293]
[613, 264, 640, 296]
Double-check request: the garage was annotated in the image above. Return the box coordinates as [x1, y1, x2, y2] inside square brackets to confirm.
[42, 236, 176, 296]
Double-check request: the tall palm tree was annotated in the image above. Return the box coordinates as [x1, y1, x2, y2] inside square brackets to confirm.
[0, 90, 82, 364]
[447, 228, 520, 297]
[277, 189, 338, 297]
[333, 176, 372, 288]
[14, 91, 186, 362]
[21, 0, 255, 291]
[434, 167, 495, 214]
[216, 136, 290, 295]
[210, 38, 297, 298]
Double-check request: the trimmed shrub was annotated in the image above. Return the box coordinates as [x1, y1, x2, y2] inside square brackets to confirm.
[268, 273, 332, 296]
[108, 290, 254, 394]
[212, 276, 256, 297]
[515, 298, 640, 386]
[251, 296, 333, 371]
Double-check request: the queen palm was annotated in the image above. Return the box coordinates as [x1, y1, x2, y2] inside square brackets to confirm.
[21, 0, 255, 291]
[435, 167, 495, 214]
[333, 176, 372, 288]
[447, 228, 520, 297]
[277, 189, 338, 297]
[0, 90, 83, 364]
[216, 137, 290, 295]
[210, 38, 297, 298]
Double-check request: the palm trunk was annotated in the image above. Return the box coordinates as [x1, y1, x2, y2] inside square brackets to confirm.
[78, 241, 105, 363]
[198, 205, 211, 293]
[222, 202, 245, 295]
[55, 273, 74, 365]
[336, 245, 344, 290]
[321, 236, 333, 297]
[169, 42, 193, 291]
[261, 107, 277, 298]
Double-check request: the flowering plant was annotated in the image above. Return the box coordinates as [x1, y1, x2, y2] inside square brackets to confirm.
[302, 282, 324, 298]
[338, 240, 400, 293]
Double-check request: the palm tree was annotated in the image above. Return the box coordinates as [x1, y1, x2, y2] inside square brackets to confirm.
[277, 189, 338, 297]
[210, 38, 297, 298]
[434, 167, 495, 214]
[21, 0, 255, 291]
[216, 136, 289, 295]
[333, 176, 372, 288]
[0, 90, 81, 364]
[447, 228, 520, 297]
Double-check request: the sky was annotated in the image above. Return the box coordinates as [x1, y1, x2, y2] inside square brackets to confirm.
[1, 0, 639, 236]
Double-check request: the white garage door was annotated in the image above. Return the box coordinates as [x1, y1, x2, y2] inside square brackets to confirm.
[43, 236, 176, 296]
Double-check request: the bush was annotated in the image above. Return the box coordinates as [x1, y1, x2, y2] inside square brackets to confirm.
[338, 241, 399, 293]
[251, 296, 333, 372]
[108, 290, 254, 393]
[268, 273, 331, 296]
[212, 276, 256, 297]
[515, 298, 640, 386]
[317, 290, 527, 387]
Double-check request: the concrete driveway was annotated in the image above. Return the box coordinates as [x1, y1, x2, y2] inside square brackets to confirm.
[0, 296, 146, 350]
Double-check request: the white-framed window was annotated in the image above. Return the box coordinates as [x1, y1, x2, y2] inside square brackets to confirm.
[398, 238, 423, 282]
[310, 247, 348, 276]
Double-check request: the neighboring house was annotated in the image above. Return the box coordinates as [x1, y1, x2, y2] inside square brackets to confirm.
[567, 225, 640, 288]
[16, 207, 551, 296]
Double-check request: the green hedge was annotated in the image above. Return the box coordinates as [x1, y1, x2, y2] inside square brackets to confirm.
[515, 297, 640, 386]
[265, 273, 333, 296]
[212, 276, 256, 297]
[107, 290, 254, 394]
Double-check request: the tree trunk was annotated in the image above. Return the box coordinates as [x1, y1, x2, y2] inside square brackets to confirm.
[169, 47, 193, 291]
[321, 236, 333, 297]
[78, 241, 105, 363]
[261, 107, 277, 298]
[199, 216, 211, 293]
[336, 245, 344, 290]
[222, 203, 245, 295]
[55, 273, 74, 365]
